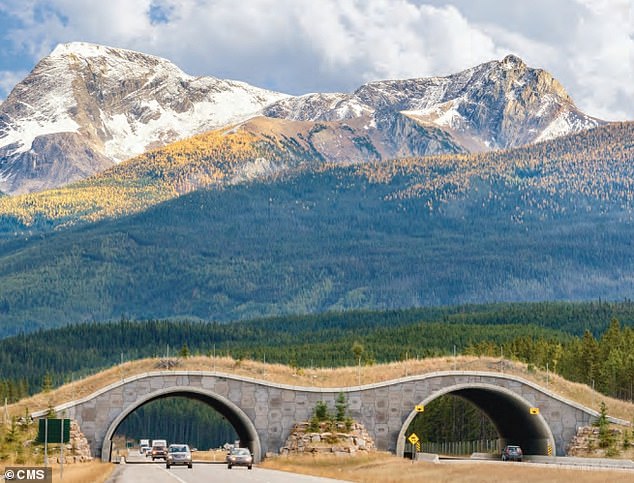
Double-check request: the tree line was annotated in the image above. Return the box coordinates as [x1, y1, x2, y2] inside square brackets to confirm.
[1, 302, 633, 404]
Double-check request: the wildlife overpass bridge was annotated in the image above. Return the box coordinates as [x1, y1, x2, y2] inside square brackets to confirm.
[34, 370, 618, 462]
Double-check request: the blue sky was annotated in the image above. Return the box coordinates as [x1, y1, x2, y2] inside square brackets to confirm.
[0, 0, 632, 120]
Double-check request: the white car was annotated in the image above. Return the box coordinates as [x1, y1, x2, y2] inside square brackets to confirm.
[166, 444, 193, 469]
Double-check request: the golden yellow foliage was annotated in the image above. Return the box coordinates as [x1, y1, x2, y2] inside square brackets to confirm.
[0, 126, 292, 226]
[1, 120, 633, 227]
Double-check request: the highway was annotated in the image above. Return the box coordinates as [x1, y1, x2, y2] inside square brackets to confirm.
[106, 452, 350, 483]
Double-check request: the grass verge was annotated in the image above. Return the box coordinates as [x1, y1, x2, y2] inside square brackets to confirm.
[261, 452, 634, 483]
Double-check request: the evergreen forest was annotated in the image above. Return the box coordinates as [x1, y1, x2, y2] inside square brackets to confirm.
[2, 302, 633, 403]
[2, 163, 634, 335]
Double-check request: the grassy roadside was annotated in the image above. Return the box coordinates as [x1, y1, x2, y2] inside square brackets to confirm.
[50, 461, 114, 483]
[261, 452, 634, 483]
[0, 462, 115, 483]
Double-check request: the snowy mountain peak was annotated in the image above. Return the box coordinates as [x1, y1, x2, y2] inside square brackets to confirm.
[0, 47, 605, 196]
[266, 54, 604, 151]
[501, 54, 526, 70]
[48, 41, 193, 81]
[0, 42, 289, 194]
[51, 41, 132, 59]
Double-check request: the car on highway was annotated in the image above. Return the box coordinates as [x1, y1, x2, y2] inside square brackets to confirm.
[150, 441, 168, 461]
[166, 443, 193, 469]
[226, 447, 253, 470]
[139, 444, 151, 455]
[501, 444, 523, 462]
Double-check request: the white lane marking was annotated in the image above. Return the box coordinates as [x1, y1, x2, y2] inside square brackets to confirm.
[159, 466, 190, 483]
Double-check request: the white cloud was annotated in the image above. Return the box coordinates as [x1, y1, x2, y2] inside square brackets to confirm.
[564, 0, 634, 120]
[0, 0, 632, 119]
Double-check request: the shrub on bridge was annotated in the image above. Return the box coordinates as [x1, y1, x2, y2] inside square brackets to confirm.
[308, 394, 353, 433]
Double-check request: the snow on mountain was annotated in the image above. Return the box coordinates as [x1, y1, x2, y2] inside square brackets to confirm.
[535, 109, 597, 143]
[0, 50, 80, 158]
[264, 93, 374, 122]
[0, 42, 289, 194]
[0, 45, 605, 195]
[266, 54, 604, 152]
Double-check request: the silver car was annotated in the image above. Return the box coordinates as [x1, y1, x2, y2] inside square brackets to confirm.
[226, 447, 253, 470]
[166, 444, 193, 469]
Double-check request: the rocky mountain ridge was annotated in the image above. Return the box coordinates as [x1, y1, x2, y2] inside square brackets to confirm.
[265, 54, 602, 151]
[0, 43, 604, 195]
[0, 42, 288, 195]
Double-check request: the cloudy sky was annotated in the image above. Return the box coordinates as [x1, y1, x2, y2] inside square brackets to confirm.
[0, 0, 632, 120]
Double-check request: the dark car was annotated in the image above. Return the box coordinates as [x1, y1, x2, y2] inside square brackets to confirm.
[166, 444, 193, 469]
[150, 443, 168, 461]
[501, 444, 523, 462]
[226, 447, 253, 470]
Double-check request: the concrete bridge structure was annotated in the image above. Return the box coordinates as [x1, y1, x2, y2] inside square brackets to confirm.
[34, 370, 622, 462]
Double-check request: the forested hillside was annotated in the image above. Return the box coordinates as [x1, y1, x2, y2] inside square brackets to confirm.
[1, 122, 634, 331]
[1, 302, 633, 404]
[1, 166, 634, 332]
[1, 120, 633, 233]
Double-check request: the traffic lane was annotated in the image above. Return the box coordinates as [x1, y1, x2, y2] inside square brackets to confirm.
[107, 463, 178, 483]
[108, 458, 351, 483]
[205, 464, 352, 483]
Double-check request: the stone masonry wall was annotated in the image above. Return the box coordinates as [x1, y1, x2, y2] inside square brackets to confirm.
[48, 371, 606, 462]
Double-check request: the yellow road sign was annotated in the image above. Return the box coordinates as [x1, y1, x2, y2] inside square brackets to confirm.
[408, 433, 420, 445]
[529, 407, 540, 415]
[415, 404, 425, 412]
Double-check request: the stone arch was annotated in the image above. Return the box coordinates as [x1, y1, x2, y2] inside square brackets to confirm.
[101, 386, 262, 462]
[396, 382, 556, 457]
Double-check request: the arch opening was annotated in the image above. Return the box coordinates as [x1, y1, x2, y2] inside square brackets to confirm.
[114, 396, 238, 451]
[397, 383, 556, 458]
[101, 388, 261, 463]
[404, 393, 498, 457]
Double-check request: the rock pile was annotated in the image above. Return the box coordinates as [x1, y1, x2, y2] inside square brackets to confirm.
[62, 420, 93, 463]
[567, 425, 622, 456]
[279, 421, 375, 456]
[568, 426, 599, 455]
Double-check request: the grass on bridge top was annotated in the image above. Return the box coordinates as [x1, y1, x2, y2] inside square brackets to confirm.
[8, 355, 634, 422]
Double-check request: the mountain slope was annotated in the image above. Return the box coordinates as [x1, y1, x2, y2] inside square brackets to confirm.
[0, 122, 633, 332]
[0, 44, 604, 196]
[0, 119, 631, 234]
[0, 114, 465, 229]
[0, 42, 288, 195]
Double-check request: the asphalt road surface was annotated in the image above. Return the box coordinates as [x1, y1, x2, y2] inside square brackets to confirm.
[107, 452, 350, 483]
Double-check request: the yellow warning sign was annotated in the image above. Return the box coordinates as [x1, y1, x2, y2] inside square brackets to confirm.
[408, 433, 420, 445]
[529, 407, 540, 415]
[415, 404, 425, 412]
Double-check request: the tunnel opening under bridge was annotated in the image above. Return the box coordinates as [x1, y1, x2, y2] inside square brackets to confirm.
[397, 383, 556, 458]
[102, 387, 261, 463]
